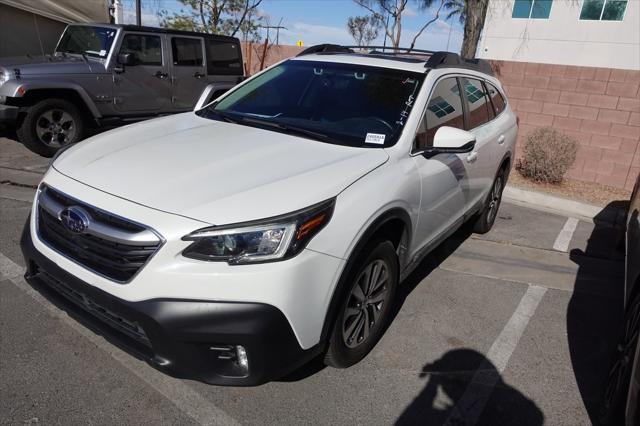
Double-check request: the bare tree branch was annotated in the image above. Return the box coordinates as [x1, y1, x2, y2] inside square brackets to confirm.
[408, 0, 445, 50]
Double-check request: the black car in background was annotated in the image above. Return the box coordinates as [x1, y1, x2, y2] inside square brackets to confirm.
[601, 173, 640, 426]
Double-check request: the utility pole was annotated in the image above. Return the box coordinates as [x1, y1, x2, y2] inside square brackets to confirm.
[258, 22, 286, 46]
[135, 0, 142, 26]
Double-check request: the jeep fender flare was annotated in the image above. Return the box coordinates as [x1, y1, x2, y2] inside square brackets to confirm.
[12, 82, 102, 118]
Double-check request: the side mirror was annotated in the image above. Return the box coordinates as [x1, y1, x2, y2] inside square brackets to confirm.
[430, 126, 476, 154]
[117, 52, 136, 66]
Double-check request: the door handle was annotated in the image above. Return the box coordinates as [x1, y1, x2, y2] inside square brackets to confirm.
[193, 71, 205, 79]
[154, 71, 168, 79]
[497, 134, 505, 145]
[466, 152, 478, 163]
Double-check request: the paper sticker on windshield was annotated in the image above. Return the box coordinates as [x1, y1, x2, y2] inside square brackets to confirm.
[365, 133, 386, 145]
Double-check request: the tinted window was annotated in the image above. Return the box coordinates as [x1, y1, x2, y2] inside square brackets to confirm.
[204, 60, 425, 148]
[486, 82, 506, 116]
[205, 40, 242, 75]
[580, 0, 627, 20]
[120, 34, 162, 66]
[459, 78, 491, 129]
[415, 77, 464, 152]
[512, 0, 553, 18]
[172, 38, 203, 66]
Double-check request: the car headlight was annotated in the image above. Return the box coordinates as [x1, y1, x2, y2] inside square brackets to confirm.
[182, 198, 335, 264]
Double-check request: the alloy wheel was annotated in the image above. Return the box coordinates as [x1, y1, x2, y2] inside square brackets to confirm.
[35, 109, 77, 147]
[342, 259, 390, 348]
[487, 175, 503, 225]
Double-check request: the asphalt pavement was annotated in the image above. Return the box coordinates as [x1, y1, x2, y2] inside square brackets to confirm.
[0, 135, 629, 425]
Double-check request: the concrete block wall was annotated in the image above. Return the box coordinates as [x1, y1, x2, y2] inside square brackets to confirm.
[492, 60, 640, 190]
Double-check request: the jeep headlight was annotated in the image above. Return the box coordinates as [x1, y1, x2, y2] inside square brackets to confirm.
[182, 199, 334, 264]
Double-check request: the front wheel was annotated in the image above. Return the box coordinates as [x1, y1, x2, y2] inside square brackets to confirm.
[324, 239, 399, 368]
[16, 98, 85, 157]
[473, 169, 506, 234]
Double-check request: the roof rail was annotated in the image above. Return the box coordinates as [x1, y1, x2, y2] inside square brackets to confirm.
[297, 44, 354, 56]
[296, 44, 494, 75]
[424, 51, 494, 75]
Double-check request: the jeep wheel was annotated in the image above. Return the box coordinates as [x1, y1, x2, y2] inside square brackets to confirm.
[17, 98, 85, 157]
[324, 239, 398, 368]
[473, 168, 505, 234]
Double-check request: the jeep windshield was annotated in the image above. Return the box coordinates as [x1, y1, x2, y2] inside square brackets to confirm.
[199, 60, 425, 148]
[56, 26, 117, 58]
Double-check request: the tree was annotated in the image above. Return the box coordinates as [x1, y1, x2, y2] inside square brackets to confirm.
[353, 0, 410, 48]
[426, 0, 489, 58]
[347, 15, 381, 47]
[159, 0, 263, 37]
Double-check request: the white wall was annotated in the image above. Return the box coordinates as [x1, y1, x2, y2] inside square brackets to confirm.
[478, 0, 640, 70]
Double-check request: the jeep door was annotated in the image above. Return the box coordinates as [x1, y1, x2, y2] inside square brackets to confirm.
[458, 77, 503, 208]
[411, 76, 467, 249]
[112, 32, 171, 112]
[168, 36, 209, 110]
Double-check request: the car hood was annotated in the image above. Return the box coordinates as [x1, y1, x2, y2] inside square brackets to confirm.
[0, 55, 99, 75]
[53, 113, 389, 225]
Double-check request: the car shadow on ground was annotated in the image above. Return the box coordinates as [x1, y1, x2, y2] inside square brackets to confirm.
[568, 200, 628, 425]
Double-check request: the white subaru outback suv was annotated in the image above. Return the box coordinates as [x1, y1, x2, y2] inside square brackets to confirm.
[21, 45, 517, 385]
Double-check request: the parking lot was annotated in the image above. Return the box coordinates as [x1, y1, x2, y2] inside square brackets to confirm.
[0, 135, 628, 425]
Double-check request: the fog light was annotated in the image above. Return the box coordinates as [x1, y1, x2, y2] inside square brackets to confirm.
[209, 344, 249, 377]
[236, 345, 248, 371]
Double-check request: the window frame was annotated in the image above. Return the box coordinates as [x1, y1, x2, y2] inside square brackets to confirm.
[411, 74, 509, 156]
[511, 0, 554, 19]
[118, 32, 164, 66]
[579, 0, 628, 21]
[411, 75, 468, 156]
[170, 36, 205, 67]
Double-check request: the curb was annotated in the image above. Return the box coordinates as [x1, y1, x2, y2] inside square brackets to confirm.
[503, 185, 611, 223]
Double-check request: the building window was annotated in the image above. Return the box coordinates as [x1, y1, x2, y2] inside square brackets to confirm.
[579, 0, 627, 21]
[512, 0, 553, 19]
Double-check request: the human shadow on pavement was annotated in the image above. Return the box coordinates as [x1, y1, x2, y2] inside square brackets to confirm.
[396, 348, 543, 425]
[568, 200, 628, 425]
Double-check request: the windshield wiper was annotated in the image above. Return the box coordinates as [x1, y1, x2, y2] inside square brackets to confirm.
[239, 116, 329, 142]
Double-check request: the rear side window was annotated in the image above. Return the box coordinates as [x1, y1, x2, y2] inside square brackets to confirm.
[414, 77, 465, 152]
[171, 37, 203, 66]
[205, 39, 242, 75]
[459, 77, 491, 129]
[119, 34, 162, 66]
[486, 82, 506, 116]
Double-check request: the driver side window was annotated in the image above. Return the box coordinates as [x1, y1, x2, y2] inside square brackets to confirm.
[119, 34, 162, 66]
[414, 77, 465, 152]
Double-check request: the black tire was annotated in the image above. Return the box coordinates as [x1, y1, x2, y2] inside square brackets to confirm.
[599, 292, 640, 425]
[16, 98, 85, 157]
[324, 239, 399, 368]
[473, 168, 506, 234]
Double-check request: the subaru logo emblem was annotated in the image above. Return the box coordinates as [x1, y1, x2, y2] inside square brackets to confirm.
[59, 206, 91, 234]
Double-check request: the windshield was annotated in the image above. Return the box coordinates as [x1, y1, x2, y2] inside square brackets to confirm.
[56, 26, 117, 58]
[199, 60, 425, 148]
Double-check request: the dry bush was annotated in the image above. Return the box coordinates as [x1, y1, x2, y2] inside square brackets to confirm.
[516, 127, 578, 184]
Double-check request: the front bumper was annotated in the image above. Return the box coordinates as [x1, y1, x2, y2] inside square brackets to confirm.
[20, 220, 323, 386]
[0, 104, 19, 124]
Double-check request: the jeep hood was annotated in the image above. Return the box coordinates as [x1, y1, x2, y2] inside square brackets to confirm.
[53, 113, 389, 225]
[0, 55, 98, 75]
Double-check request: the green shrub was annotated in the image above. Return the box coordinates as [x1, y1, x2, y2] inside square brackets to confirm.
[516, 127, 578, 184]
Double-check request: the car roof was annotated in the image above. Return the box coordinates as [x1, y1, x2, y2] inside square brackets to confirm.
[291, 45, 496, 78]
[70, 23, 240, 43]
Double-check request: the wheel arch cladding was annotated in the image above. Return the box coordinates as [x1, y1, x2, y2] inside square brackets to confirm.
[319, 208, 411, 343]
[17, 87, 99, 121]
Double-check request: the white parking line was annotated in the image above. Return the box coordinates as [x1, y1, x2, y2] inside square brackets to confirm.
[444, 285, 547, 425]
[0, 252, 239, 426]
[552, 217, 580, 252]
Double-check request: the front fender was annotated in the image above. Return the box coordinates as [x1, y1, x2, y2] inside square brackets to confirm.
[2, 80, 101, 118]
